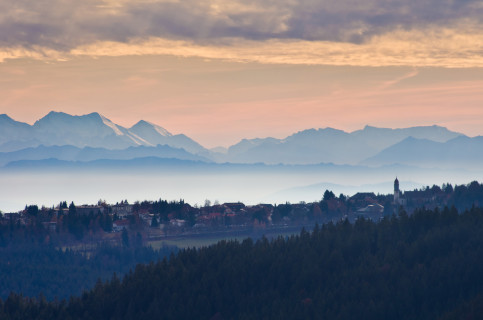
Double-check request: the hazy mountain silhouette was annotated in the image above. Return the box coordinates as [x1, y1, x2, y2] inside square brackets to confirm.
[222, 128, 376, 164]
[0, 114, 38, 152]
[0, 112, 207, 154]
[129, 120, 206, 154]
[0, 112, 472, 167]
[361, 136, 483, 169]
[218, 125, 463, 165]
[351, 125, 462, 150]
[4, 157, 208, 169]
[0, 144, 210, 167]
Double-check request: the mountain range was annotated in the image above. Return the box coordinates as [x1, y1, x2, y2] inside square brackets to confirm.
[362, 135, 483, 170]
[0, 144, 209, 167]
[216, 125, 462, 164]
[0, 111, 479, 169]
[0, 112, 205, 154]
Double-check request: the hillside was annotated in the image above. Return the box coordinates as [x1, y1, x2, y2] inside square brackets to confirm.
[3, 207, 483, 319]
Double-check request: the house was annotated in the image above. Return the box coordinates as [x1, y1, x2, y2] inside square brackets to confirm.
[111, 203, 133, 218]
[356, 204, 384, 221]
[350, 192, 378, 209]
[112, 219, 130, 232]
[357, 203, 384, 214]
[350, 192, 377, 203]
[76, 205, 105, 215]
[3, 212, 20, 221]
[223, 202, 245, 213]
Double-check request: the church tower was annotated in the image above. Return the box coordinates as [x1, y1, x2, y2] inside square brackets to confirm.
[394, 177, 400, 205]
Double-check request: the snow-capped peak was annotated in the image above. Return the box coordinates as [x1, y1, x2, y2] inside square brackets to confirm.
[99, 114, 124, 136]
[131, 120, 172, 137]
[151, 122, 172, 137]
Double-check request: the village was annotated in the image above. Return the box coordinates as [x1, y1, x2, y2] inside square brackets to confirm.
[0, 178, 470, 248]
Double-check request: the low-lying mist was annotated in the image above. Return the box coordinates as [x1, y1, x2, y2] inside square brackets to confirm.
[2, 162, 482, 212]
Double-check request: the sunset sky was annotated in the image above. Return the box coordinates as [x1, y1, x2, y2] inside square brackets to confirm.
[1, 0, 482, 148]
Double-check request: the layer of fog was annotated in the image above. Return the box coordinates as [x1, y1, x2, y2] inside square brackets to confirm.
[1, 165, 482, 212]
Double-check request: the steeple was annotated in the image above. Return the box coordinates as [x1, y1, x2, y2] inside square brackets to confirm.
[394, 177, 400, 205]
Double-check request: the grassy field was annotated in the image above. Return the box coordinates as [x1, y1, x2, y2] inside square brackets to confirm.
[57, 225, 312, 252]
[147, 225, 309, 249]
[148, 234, 249, 249]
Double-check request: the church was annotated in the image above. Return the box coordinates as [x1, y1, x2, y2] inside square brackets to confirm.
[394, 177, 406, 207]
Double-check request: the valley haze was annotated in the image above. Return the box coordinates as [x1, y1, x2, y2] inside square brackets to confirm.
[1, 112, 482, 213]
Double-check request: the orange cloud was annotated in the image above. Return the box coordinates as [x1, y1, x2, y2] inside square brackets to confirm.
[0, 27, 469, 68]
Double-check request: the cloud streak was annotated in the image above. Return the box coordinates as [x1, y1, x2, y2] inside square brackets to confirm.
[67, 30, 483, 68]
[0, 0, 482, 66]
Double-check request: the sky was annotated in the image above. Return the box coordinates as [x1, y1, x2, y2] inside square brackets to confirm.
[1, 0, 483, 148]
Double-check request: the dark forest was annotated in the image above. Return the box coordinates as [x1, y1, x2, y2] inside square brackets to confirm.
[2, 205, 483, 319]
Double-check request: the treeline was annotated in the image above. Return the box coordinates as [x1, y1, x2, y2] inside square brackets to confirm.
[137, 199, 191, 222]
[0, 244, 176, 301]
[6, 202, 114, 243]
[401, 181, 483, 213]
[10, 199, 192, 242]
[449, 181, 483, 210]
[3, 206, 483, 319]
[63, 202, 113, 239]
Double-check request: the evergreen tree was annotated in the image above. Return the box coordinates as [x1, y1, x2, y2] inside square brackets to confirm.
[121, 229, 129, 247]
[150, 216, 159, 228]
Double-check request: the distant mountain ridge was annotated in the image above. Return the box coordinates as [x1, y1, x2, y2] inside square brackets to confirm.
[0, 112, 470, 168]
[216, 125, 463, 165]
[0, 144, 210, 167]
[0, 112, 206, 154]
[361, 135, 483, 169]
[351, 125, 461, 150]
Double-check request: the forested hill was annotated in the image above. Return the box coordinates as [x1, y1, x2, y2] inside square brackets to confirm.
[3, 207, 483, 319]
[0, 245, 176, 301]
